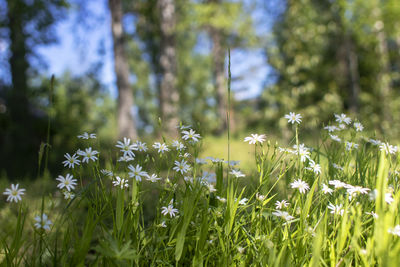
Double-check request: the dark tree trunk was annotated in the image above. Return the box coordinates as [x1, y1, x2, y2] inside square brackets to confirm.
[158, 0, 179, 136]
[109, 0, 138, 139]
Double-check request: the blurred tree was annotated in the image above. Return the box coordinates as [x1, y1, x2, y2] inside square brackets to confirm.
[0, 0, 68, 178]
[109, 0, 138, 139]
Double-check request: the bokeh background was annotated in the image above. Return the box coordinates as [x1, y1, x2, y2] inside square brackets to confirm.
[1, 0, 400, 181]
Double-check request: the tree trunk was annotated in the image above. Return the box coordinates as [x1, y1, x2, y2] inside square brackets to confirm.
[210, 27, 228, 134]
[109, 0, 138, 139]
[158, 0, 179, 137]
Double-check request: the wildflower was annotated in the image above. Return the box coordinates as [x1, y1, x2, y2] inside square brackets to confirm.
[354, 122, 364, 132]
[207, 183, 217, 193]
[366, 211, 378, 219]
[327, 203, 344, 216]
[112, 176, 129, 189]
[256, 193, 266, 202]
[153, 142, 170, 154]
[173, 160, 191, 174]
[237, 247, 245, 254]
[244, 134, 266, 144]
[62, 153, 80, 168]
[292, 144, 310, 162]
[338, 123, 346, 129]
[3, 184, 25, 203]
[161, 204, 179, 218]
[345, 141, 359, 151]
[321, 184, 333, 195]
[332, 163, 344, 171]
[284, 112, 302, 124]
[347, 185, 370, 196]
[385, 193, 394, 204]
[34, 214, 52, 230]
[290, 179, 310, 194]
[77, 132, 96, 139]
[176, 124, 192, 130]
[329, 134, 341, 142]
[172, 140, 186, 151]
[101, 169, 113, 177]
[184, 176, 194, 183]
[199, 171, 216, 184]
[182, 129, 201, 142]
[380, 142, 397, 155]
[275, 200, 289, 209]
[77, 147, 99, 163]
[225, 160, 240, 167]
[230, 169, 245, 178]
[160, 221, 167, 228]
[238, 198, 248, 205]
[388, 225, 400, 236]
[116, 137, 137, 158]
[329, 180, 347, 189]
[216, 196, 227, 203]
[117, 155, 134, 162]
[369, 139, 382, 146]
[324, 125, 339, 132]
[135, 141, 148, 152]
[272, 210, 294, 221]
[128, 164, 149, 181]
[196, 158, 207, 165]
[147, 174, 161, 183]
[56, 174, 77, 192]
[307, 160, 321, 175]
[334, 113, 351, 125]
[206, 157, 224, 163]
[63, 191, 75, 200]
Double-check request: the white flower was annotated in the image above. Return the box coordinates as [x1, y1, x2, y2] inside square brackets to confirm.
[369, 139, 382, 146]
[176, 124, 192, 130]
[153, 142, 170, 154]
[196, 158, 207, 165]
[256, 193, 266, 201]
[388, 225, 400, 236]
[346, 185, 370, 196]
[56, 174, 77, 192]
[173, 160, 191, 174]
[184, 176, 194, 183]
[385, 193, 394, 204]
[206, 156, 224, 163]
[292, 144, 310, 162]
[101, 169, 114, 177]
[230, 169, 245, 178]
[334, 113, 351, 125]
[160, 221, 167, 228]
[345, 141, 359, 151]
[77, 147, 99, 163]
[237, 247, 245, 254]
[324, 125, 339, 132]
[321, 184, 333, 194]
[118, 155, 134, 162]
[199, 171, 216, 184]
[207, 183, 217, 193]
[172, 140, 186, 151]
[182, 129, 201, 142]
[244, 134, 266, 144]
[338, 123, 346, 129]
[290, 179, 310, 194]
[327, 203, 344, 216]
[284, 112, 302, 124]
[366, 211, 378, 219]
[63, 191, 75, 200]
[113, 176, 129, 189]
[380, 142, 397, 155]
[238, 198, 248, 205]
[329, 134, 341, 142]
[147, 174, 161, 183]
[135, 141, 148, 152]
[77, 132, 96, 139]
[225, 160, 240, 167]
[275, 200, 289, 209]
[62, 153, 80, 168]
[307, 160, 321, 174]
[161, 204, 179, 217]
[128, 164, 149, 181]
[332, 163, 344, 171]
[216, 196, 226, 203]
[329, 180, 347, 189]
[3, 184, 25, 203]
[354, 122, 364, 132]
[34, 214, 52, 230]
[116, 138, 137, 158]
[272, 210, 294, 221]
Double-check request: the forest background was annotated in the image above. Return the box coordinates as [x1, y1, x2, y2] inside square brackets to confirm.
[1, 0, 400, 180]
